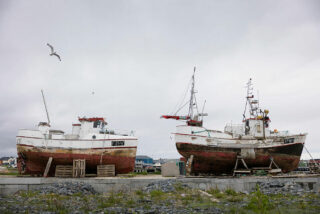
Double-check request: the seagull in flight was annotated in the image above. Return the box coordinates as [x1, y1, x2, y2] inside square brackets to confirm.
[47, 43, 61, 61]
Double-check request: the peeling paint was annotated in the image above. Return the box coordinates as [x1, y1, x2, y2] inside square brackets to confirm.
[177, 142, 304, 174]
[17, 145, 137, 176]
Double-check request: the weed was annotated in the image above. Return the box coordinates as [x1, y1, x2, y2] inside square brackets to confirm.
[181, 194, 193, 205]
[215, 192, 225, 199]
[19, 190, 39, 198]
[174, 182, 185, 191]
[246, 185, 274, 214]
[195, 192, 204, 203]
[98, 197, 112, 209]
[143, 204, 151, 210]
[135, 190, 144, 196]
[297, 201, 306, 209]
[150, 190, 164, 199]
[135, 189, 146, 200]
[227, 195, 244, 202]
[80, 194, 91, 213]
[225, 188, 237, 196]
[207, 187, 220, 195]
[45, 195, 68, 213]
[125, 199, 136, 208]
[107, 192, 121, 204]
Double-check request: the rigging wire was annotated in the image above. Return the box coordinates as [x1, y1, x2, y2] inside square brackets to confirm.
[174, 100, 190, 115]
[170, 76, 193, 115]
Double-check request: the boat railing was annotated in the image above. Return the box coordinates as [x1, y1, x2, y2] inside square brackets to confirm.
[100, 129, 135, 136]
[224, 123, 244, 133]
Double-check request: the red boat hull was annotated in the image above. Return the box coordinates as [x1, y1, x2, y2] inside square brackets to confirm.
[17, 144, 137, 176]
[176, 142, 304, 174]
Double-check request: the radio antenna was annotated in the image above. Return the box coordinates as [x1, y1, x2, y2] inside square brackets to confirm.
[41, 89, 50, 125]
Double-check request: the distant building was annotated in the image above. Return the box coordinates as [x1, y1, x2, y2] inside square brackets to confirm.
[153, 158, 180, 165]
[0, 156, 17, 168]
[134, 160, 145, 173]
[136, 155, 153, 165]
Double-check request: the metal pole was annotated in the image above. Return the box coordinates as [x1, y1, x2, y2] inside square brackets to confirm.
[188, 67, 196, 119]
[41, 89, 50, 125]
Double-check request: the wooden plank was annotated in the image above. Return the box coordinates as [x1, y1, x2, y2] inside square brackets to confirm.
[55, 165, 73, 177]
[234, 170, 251, 173]
[73, 159, 86, 178]
[43, 157, 53, 177]
[269, 169, 282, 174]
[252, 167, 271, 170]
[97, 164, 115, 177]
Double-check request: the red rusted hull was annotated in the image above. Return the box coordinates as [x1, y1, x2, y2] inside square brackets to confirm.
[17, 144, 137, 176]
[176, 142, 304, 175]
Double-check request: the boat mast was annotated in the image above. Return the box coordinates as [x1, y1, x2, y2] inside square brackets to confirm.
[244, 78, 259, 119]
[188, 67, 196, 119]
[41, 89, 50, 125]
[161, 66, 205, 125]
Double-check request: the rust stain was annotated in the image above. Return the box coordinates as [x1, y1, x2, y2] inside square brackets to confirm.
[176, 142, 304, 175]
[17, 145, 137, 176]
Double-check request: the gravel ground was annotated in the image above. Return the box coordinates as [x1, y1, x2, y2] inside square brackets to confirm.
[143, 179, 190, 193]
[258, 180, 315, 195]
[37, 182, 96, 195]
[0, 180, 319, 213]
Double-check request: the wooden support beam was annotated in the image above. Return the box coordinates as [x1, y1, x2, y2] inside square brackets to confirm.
[233, 156, 251, 176]
[186, 155, 194, 176]
[43, 157, 53, 177]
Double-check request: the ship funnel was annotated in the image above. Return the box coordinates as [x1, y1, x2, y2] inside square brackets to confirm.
[72, 124, 81, 135]
[38, 122, 50, 134]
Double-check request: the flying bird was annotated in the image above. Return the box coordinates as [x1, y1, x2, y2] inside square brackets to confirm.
[47, 43, 61, 61]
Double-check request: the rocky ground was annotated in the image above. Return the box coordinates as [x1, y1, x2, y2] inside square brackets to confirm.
[0, 180, 319, 213]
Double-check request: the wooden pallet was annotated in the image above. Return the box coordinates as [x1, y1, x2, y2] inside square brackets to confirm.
[97, 165, 115, 177]
[73, 159, 86, 178]
[55, 165, 73, 177]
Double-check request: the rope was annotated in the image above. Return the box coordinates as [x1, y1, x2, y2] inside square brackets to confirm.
[170, 77, 193, 115]
[192, 129, 211, 137]
[304, 145, 320, 169]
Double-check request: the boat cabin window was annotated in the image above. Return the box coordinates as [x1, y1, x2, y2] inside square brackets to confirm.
[284, 138, 294, 144]
[93, 121, 101, 128]
[256, 124, 261, 133]
[112, 141, 125, 146]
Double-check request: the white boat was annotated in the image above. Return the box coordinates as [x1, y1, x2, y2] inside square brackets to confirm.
[162, 68, 307, 175]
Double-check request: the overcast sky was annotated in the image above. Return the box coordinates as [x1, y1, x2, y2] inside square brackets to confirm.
[0, 0, 319, 159]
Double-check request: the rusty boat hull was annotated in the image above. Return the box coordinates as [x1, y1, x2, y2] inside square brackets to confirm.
[17, 144, 137, 176]
[176, 142, 304, 175]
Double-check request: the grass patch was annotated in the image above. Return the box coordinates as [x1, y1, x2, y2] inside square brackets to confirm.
[150, 190, 165, 199]
[207, 187, 220, 195]
[246, 186, 274, 213]
[125, 199, 136, 208]
[18, 190, 41, 198]
[173, 182, 186, 192]
[225, 188, 238, 196]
